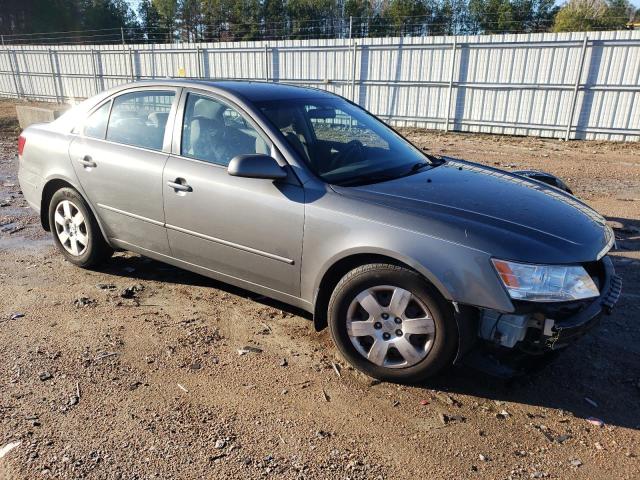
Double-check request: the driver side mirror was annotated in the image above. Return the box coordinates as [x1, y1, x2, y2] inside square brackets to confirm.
[227, 154, 287, 180]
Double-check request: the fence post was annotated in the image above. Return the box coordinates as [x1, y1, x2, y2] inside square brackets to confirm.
[349, 16, 353, 40]
[1, 35, 4, 47]
[196, 46, 203, 78]
[350, 41, 358, 102]
[129, 47, 135, 81]
[565, 35, 589, 141]
[6, 49, 20, 99]
[264, 44, 269, 81]
[13, 50, 23, 99]
[90, 49, 99, 94]
[444, 37, 457, 132]
[48, 49, 60, 102]
[151, 43, 156, 79]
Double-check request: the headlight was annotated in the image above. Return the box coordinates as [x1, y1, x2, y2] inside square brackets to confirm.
[491, 259, 599, 302]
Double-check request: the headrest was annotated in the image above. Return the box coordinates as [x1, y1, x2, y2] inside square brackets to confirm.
[148, 112, 169, 128]
[193, 98, 222, 119]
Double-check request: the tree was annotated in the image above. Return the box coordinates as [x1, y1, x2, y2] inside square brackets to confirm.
[178, 0, 203, 41]
[384, 0, 431, 36]
[293, 0, 338, 39]
[286, 0, 339, 39]
[468, 0, 515, 33]
[552, 0, 634, 32]
[80, 0, 139, 40]
[153, 0, 179, 41]
[138, 0, 164, 41]
[263, 0, 287, 38]
[604, 0, 635, 27]
[431, 0, 454, 35]
[1, 0, 79, 37]
[229, 0, 262, 41]
[344, 0, 371, 37]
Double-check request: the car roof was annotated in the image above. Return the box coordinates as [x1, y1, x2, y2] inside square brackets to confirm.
[129, 79, 337, 103]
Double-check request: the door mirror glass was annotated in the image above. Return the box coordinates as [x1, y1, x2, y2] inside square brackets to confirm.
[227, 154, 287, 180]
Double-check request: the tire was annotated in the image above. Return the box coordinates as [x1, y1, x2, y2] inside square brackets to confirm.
[48, 187, 113, 268]
[328, 263, 458, 383]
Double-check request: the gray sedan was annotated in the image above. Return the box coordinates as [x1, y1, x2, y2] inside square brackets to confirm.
[18, 80, 621, 382]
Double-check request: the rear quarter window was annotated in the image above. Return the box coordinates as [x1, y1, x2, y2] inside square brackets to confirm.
[83, 101, 111, 139]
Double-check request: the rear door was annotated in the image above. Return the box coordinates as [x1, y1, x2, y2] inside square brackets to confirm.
[162, 90, 304, 297]
[69, 88, 179, 255]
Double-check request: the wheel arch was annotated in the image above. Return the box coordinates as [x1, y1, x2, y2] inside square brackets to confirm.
[312, 250, 453, 332]
[40, 177, 112, 246]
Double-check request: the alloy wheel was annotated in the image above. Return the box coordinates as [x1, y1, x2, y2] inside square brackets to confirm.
[53, 200, 88, 256]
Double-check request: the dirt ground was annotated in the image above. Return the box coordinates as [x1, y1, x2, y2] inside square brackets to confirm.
[0, 99, 639, 480]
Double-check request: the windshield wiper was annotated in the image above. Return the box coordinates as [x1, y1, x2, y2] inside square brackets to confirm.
[408, 162, 432, 173]
[424, 153, 446, 165]
[334, 157, 446, 187]
[335, 172, 404, 187]
[407, 155, 446, 173]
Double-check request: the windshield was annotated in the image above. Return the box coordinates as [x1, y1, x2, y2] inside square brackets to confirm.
[257, 97, 436, 186]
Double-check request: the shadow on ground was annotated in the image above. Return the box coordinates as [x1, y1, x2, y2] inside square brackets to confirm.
[97, 247, 640, 433]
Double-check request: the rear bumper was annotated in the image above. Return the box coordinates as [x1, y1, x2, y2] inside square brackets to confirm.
[17, 156, 42, 213]
[457, 255, 621, 377]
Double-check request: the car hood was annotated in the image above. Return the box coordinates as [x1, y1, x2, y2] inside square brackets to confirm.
[331, 158, 613, 264]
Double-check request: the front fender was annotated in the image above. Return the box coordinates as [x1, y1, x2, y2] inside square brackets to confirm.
[301, 187, 515, 314]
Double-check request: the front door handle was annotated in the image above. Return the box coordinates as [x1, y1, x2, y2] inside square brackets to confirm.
[167, 179, 193, 193]
[78, 155, 97, 168]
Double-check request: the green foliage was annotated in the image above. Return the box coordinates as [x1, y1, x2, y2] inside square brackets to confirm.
[468, 0, 558, 34]
[384, 0, 430, 36]
[553, 0, 633, 31]
[0, 0, 139, 40]
[0, 0, 634, 42]
[286, 0, 339, 39]
[138, 0, 165, 41]
[552, 0, 634, 32]
[344, 0, 370, 37]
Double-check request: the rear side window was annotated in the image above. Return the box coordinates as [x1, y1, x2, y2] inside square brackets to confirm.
[106, 90, 175, 151]
[84, 101, 111, 139]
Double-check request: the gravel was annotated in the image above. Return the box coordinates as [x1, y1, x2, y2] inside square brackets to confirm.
[1, 101, 639, 479]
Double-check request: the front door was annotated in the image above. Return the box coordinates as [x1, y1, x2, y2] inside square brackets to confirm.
[162, 91, 304, 297]
[69, 88, 178, 255]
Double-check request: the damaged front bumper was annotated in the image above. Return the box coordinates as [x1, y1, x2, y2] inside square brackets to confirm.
[458, 256, 622, 376]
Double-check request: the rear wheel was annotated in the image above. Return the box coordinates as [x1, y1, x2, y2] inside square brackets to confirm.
[48, 188, 112, 268]
[328, 263, 457, 383]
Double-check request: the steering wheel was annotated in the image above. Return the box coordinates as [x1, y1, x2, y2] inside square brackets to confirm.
[328, 140, 364, 172]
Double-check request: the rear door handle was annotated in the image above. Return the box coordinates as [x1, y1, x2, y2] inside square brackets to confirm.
[78, 155, 97, 168]
[167, 179, 193, 193]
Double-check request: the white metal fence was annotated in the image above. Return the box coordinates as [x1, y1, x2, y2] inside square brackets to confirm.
[1, 30, 639, 141]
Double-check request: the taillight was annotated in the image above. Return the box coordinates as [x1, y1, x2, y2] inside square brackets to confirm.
[17, 135, 26, 157]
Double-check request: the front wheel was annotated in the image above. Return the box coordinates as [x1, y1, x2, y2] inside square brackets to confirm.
[48, 187, 113, 268]
[328, 263, 458, 383]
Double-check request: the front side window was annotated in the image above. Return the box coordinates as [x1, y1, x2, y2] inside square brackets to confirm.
[181, 93, 270, 166]
[106, 90, 175, 150]
[258, 98, 435, 186]
[84, 101, 111, 139]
